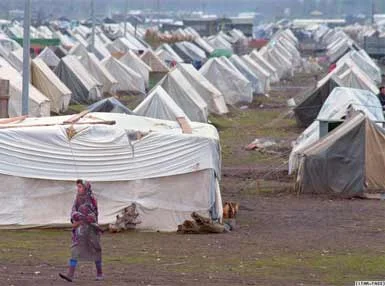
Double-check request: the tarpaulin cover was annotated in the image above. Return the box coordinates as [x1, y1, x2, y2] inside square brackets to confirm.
[240, 55, 271, 93]
[228, 55, 262, 94]
[0, 112, 222, 231]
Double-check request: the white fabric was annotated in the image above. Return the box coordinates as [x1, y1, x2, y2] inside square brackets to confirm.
[36, 47, 60, 69]
[134, 86, 190, 121]
[194, 37, 214, 54]
[174, 41, 207, 62]
[79, 53, 119, 94]
[69, 43, 89, 58]
[289, 87, 384, 174]
[155, 44, 184, 64]
[101, 56, 145, 94]
[240, 55, 271, 93]
[119, 51, 151, 88]
[8, 48, 24, 72]
[177, 63, 228, 115]
[0, 112, 222, 230]
[0, 65, 50, 117]
[157, 69, 208, 122]
[228, 55, 263, 94]
[200, 58, 252, 105]
[31, 58, 72, 113]
[249, 50, 279, 83]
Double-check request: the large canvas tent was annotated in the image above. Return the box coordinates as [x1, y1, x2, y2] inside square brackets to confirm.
[134, 86, 190, 121]
[249, 50, 279, 83]
[157, 69, 208, 122]
[0, 113, 222, 231]
[240, 55, 271, 93]
[79, 53, 119, 95]
[176, 63, 228, 115]
[101, 56, 145, 94]
[119, 51, 152, 88]
[296, 113, 385, 197]
[289, 87, 384, 174]
[31, 58, 72, 114]
[141, 50, 170, 87]
[0, 65, 50, 117]
[229, 55, 263, 94]
[200, 58, 253, 105]
[36, 47, 60, 69]
[55, 55, 102, 104]
[294, 76, 342, 128]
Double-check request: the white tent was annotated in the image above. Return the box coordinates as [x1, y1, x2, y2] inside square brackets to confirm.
[101, 56, 145, 94]
[31, 58, 72, 114]
[119, 51, 152, 88]
[155, 44, 184, 66]
[289, 87, 384, 174]
[229, 55, 264, 94]
[241, 55, 271, 93]
[134, 86, 190, 121]
[36, 47, 60, 69]
[69, 43, 89, 58]
[55, 55, 102, 104]
[177, 63, 228, 115]
[0, 65, 50, 117]
[79, 53, 119, 95]
[0, 112, 222, 231]
[249, 50, 279, 83]
[8, 48, 24, 72]
[200, 58, 253, 105]
[157, 69, 208, 122]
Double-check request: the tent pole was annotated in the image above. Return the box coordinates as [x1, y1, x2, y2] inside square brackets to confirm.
[91, 0, 96, 53]
[22, 0, 31, 115]
[124, 0, 128, 37]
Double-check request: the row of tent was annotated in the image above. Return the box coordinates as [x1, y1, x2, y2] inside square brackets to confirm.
[289, 26, 385, 197]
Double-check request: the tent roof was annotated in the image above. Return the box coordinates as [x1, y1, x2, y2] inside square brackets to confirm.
[88, 97, 134, 114]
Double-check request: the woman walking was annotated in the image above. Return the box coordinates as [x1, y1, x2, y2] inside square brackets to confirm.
[59, 179, 103, 282]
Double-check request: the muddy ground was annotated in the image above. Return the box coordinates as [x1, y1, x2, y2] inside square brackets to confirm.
[1, 72, 385, 286]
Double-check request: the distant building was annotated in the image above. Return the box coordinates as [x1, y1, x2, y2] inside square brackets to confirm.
[182, 17, 218, 37]
[227, 16, 254, 37]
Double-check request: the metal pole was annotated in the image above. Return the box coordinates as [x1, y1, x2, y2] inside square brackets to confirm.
[157, 0, 160, 29]
[22, 0, 31, 116]
[124, 0, 128, 37]
[91, 0, 95, 53]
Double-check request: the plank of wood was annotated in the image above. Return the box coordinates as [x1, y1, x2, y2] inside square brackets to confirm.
[0, 120, 116, 130]
[63, 110, 91, 124]
[0, 115, 28, 125]
[176, 117, 192, 134]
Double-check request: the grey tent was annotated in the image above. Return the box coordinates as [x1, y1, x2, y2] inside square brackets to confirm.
[294, 76, 342, 128]
[55, 55, 102, 104]
[88, 97, 134, 114]
[296, 112, 385, 197]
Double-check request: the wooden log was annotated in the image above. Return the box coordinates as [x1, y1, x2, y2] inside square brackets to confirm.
[0, 120, 116, 130]
[0, 115, 28, 125]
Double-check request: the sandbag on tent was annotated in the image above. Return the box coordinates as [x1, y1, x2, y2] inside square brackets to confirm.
[88, 97, 134, 114]
[229, 55, 263, 94]
[0, 65, 50, 117]
[119, 50, 151, 88]
[176, 63, 228, 115]
[31, 58, 72, 114]
[249, 50, 279, 83]
[289, 87, 384, 175]
[0, 113, 222, 231]
[101, 56, 145, 95]
[200, 58, 253, 105]
[134, 86, 190, 121]
[79, 53, 119, 95]
[157, 69, 208, 122]
[55, 55, 102, 104]
[37, 47, 60, 69]
[296, 113, 385, 197]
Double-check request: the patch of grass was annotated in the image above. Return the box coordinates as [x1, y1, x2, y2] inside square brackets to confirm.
[68, 104, 87, 113]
